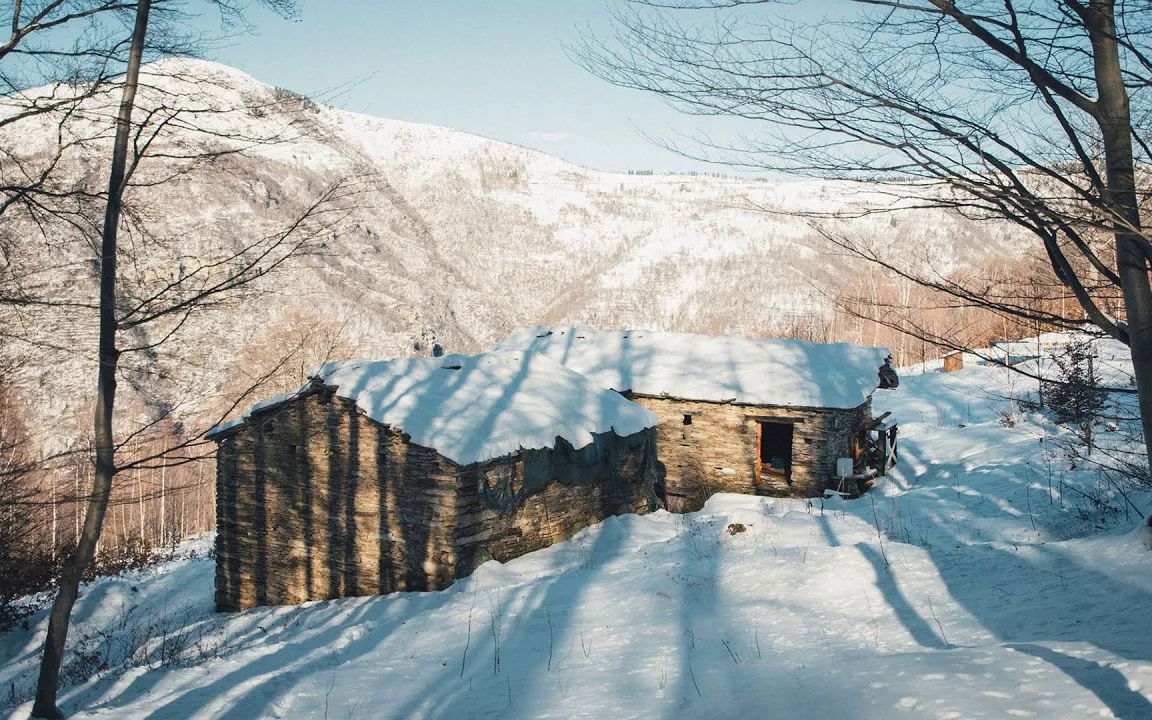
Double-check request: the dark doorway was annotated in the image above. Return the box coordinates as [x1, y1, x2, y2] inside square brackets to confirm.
[758, 421, 793, 483]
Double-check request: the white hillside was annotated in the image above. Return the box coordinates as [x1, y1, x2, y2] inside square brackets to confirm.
[2, 339, 1150, 719]
[1, 58, 1030, 448]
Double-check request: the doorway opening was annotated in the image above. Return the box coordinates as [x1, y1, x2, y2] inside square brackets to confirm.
[757, 421, 793, 484]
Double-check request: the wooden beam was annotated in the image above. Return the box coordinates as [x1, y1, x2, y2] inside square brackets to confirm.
[863, 411, 893, 429]
[745, 415, 808, 423]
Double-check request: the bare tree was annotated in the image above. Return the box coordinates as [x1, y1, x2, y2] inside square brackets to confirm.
[29, 5, 154, 715]
[582, 0, 1152, 465]
[0, 2, 365, 715]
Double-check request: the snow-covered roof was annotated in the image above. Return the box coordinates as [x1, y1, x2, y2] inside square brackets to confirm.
[208, 351, 656, 466]
[494, 326, 891, 410]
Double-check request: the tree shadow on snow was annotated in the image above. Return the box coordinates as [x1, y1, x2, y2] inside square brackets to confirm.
[859, 435, 1152, 718]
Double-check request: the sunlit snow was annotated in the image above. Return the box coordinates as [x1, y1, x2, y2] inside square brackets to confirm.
[4, 338, 1151, 719]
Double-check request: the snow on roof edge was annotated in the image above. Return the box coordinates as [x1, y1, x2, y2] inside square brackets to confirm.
[207, 351, 657, 466]
[205, 388, 312, 440]
[495, 325, 892, 410]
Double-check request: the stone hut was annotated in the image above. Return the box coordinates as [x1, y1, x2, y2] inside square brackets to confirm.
[208, 351, 659, 612]
[496, 327, 895, 511]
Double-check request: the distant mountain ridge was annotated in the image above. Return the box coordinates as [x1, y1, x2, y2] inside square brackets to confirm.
[1, 59, 1026, 446]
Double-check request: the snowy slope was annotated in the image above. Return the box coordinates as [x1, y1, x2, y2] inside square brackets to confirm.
[3, 340, 1151, 719]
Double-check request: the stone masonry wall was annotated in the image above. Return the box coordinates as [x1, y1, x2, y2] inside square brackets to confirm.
[215, 389, 461, 612]
[630, 394, 870, 511]
[453, 428, 658, 576]
[215, 392, 660, 612]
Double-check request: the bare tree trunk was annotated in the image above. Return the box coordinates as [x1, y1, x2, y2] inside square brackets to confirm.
[136, 463, 144, 540]
[72, 466, 78, 547]
[32, 2, 152, 715]
[50, 469, 57, 553]
[196, 461, 202, 533]
[1085, 0, 1152, 466]
[159, 460, 166, 547]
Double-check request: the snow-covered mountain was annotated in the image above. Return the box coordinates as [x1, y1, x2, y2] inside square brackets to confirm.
[1, 59, 1026, 444]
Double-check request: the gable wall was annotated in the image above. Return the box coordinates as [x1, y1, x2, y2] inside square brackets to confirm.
[629, 394, 870, 511]
[215, 391, 462, 612]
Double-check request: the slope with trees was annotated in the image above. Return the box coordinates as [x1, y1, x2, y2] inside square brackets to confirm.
[583, 0, 1152, 464]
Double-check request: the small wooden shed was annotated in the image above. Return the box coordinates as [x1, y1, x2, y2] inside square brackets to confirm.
[496, 327, 895, 511]
[942, 351, 964, 373]
[208, 352, 659, 612]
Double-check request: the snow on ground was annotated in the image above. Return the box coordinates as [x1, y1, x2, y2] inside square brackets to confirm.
[3, 340, 1152, 719]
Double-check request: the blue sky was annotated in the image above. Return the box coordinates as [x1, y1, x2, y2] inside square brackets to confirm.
[200, 1, 776, 173]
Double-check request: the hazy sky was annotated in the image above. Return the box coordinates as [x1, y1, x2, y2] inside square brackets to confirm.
[200, 1, 790, 174]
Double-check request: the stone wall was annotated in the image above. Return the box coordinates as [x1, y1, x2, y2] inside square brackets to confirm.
[629, 394, 871, 511]
[215, 389, 461, 611]
[214, 390, 659, 611]
[454, 429, 658, 575]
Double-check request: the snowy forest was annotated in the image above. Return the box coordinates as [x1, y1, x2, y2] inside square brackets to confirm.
[1, 1, 1151, 719]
